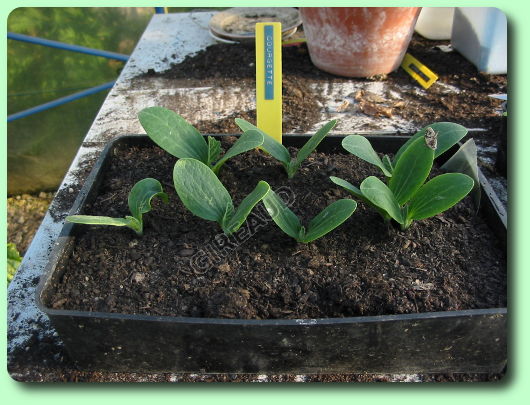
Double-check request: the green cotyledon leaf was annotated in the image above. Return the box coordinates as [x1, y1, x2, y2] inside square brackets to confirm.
[262, 189, 356, 243]
[66, 215, 140, 231]
[288, 120, 337, 178]
[302, 199, 357, 243]
[223, 181, 270, 234]
[66, 178, 167, 235]
[262, 188, 302, 240]
[342, 135, 392, 177]
[388, 135, 434, 205]
[329, 176, 363, 199]
[360, 176, 404, 225]
[236, 118, 337, 178]
[234, 118, 291, 165]
[330, 176, 391, 221]
[407, 173, 474, 222]
[173, 158, 233, 224]
[139, 106, 208, 163]
[212, 130, 264, 174]
[393, 122, 467, 165]
[174, 158, 270, 234]
[128, 178, 169, 221]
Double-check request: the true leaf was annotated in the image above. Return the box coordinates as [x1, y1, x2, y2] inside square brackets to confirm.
[212, 130, 264, 173]
[207, 136, 221, 165]
[342, 135, 392, 177]
[138, 106, 208, 163]
[224, 181, 270, 233]
[298, 227, 306, 242]
[388, 136, 434, 205]
[382, 155, 394, 174]
[262, 189, 302, 240]
[393, 122, 467, 165]
[235, 118, 291, 165]
[221, 203, 234, 230]
[407, 173, 474, 221]
[360, 176, 404, 224]
[173, 158, 233, 223]
[303, 199, 357, 242]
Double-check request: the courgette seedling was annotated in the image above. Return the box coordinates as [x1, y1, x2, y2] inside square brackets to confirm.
[173, 158, 270, 235]
[339, 122, 468, 177]
[262, 189, 357, 243]
[331, 126, 474, 230]
[66, 178, 168, 235]
[138, 106, 264, 175]
[235, 118, 337, 178]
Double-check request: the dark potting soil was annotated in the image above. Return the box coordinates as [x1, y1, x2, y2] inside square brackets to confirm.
[146, 33, 507, 145]
[47, 138, 506, 319]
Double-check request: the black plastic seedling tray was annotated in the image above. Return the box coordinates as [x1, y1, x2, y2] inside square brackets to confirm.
[36, 134, 507, 374]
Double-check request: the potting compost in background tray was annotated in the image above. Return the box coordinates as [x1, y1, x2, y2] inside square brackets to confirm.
[37, 134, 506, 374]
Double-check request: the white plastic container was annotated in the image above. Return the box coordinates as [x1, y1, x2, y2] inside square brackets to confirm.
[414, 7, 455, 40]
[451, 7, 507, 74]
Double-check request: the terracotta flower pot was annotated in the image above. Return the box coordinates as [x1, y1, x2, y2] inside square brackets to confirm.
[300, 7, 421, 77]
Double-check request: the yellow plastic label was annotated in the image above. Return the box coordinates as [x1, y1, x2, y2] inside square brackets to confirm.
[282, 37, 307, 46]
[256, 22, 282, 143]
[401, 53, 438, 90]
